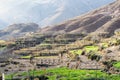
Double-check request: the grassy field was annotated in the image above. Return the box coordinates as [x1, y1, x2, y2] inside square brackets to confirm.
[70, 45, 99, 55]
[84, 46, 99, 53]
[5, 67, 120, 80]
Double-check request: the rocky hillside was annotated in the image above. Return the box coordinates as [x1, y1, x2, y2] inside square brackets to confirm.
[0, 0, 117, 40]
[0, 0, 114, 29]
[0, 23, 39, 40]
[41, 0, 120, 35]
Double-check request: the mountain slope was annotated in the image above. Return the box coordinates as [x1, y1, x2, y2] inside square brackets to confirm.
[0, 0, 115, 29]
[41, 0, 120, 35]
[0, 23, 39, 40]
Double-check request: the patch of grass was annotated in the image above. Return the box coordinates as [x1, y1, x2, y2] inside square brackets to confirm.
[84, 46, 99, 53]
[113, 62, 120, 69]
[111, 39, 117, 43]
[70, 49, 82, 54]
[101, 43, 109, 48]
[21, 55, 31, 59]
[35, 56, 58, 59]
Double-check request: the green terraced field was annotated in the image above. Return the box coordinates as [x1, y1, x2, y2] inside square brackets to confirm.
[21, 55, 31, 59]
[70, 49, 83, 54]
[70, 45, 99, 55]
[84, 46, 99, 53]
[5, 67, 120, 80]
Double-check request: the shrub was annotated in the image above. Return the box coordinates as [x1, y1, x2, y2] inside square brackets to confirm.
[114, 28, 120, 35]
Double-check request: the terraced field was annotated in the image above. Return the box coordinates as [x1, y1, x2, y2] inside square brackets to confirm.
[0, 33, 120, 80]
[5, 67, 120, 80]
